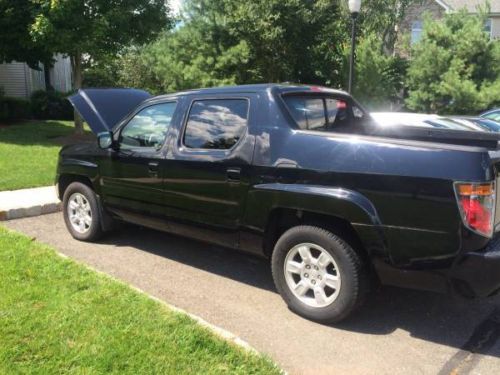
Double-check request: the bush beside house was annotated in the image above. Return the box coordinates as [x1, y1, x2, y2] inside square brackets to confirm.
[0, 89, 31, 122]
[30, 90, 73, 120]
[0, 89, 72, 122]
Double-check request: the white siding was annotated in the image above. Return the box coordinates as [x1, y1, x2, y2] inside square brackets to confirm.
[0, 61, 46, 98]
[491, 17, 500, 39]
[0, 62, 29, 98]
[28, 63, 45, 93]
[49, 54, 72, 92]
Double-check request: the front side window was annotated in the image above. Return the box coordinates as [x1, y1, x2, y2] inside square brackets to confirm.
[184, 99, 248, 149]
[120, 102, 177, 149]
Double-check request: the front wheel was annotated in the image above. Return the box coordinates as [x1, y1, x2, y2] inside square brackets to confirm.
[271, 225, 368, 323]
[63, 182, 103, 242]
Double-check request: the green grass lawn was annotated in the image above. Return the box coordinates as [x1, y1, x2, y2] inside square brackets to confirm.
[0, 227, 280, 374]
[0, 120, 83, 191]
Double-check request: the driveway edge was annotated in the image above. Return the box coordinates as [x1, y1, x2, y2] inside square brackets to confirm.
[53, 251, 260, 355]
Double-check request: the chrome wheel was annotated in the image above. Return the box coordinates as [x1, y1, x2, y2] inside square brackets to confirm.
[284, 243, 341, 308]
[67, 192, 92, 234]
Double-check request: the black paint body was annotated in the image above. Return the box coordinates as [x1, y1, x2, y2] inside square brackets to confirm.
[57, 84, 500, 298]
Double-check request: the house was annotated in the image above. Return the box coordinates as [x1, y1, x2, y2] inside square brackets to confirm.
[0, 54, 72, 99]
[401, 0, 500, 45]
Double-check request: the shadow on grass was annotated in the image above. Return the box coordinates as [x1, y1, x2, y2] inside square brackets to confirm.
[100, 222, 500, 359]
[0, 120, 94, 147]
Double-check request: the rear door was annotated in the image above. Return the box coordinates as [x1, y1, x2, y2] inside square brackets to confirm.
[162, 94, 256, 248]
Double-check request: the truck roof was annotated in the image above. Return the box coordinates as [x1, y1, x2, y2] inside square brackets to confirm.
[149, 83, 350, 102]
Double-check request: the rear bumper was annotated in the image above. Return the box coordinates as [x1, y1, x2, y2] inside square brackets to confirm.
[375, 235, 500, 298]
[451, 235, 500, 298]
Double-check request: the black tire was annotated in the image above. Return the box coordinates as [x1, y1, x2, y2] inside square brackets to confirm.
[62, 182, 103, 242]
[271, 225, 369, 323]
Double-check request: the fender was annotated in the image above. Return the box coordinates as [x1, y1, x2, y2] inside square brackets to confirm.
[56, 158, 100, 196]
[243, 183, 387, 258]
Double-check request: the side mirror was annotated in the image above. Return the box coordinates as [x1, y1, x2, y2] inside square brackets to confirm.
[97, 131, 113, 149]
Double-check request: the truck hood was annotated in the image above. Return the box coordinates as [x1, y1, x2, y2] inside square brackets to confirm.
[68, 88, 152, 134]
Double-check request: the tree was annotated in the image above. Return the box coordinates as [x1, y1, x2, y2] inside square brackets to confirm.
[31, 0, 174, 133]
[351, 34, 408, 110]
[120, 0, 419, 101]
[0, 1, 54, 89]
[406, 9, 500, 114]
[120, 0, 350, 91]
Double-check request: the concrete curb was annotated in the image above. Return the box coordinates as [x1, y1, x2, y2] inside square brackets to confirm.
[0, 186, 61, 221]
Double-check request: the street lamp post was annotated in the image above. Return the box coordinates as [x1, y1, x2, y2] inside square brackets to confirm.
[348, 0, 361, 94]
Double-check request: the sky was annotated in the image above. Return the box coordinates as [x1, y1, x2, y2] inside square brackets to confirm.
[171, 0, 182, 15]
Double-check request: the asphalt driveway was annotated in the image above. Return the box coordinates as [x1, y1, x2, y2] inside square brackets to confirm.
[5, 213, 500, 375]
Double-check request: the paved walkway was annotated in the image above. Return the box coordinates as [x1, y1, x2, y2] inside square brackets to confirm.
[5, 213, 500, 375]
[0, 186, 60, 220]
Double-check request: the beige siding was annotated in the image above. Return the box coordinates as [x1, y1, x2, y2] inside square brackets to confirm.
[0, 62, 29, 98]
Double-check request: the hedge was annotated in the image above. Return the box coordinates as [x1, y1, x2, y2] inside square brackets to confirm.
[0, 96, 32, 122]
[30, 90, 74, 120]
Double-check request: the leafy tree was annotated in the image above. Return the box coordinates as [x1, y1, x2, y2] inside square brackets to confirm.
[360, 0, 416, 53]
[30, 0, 174, 133]
[351, 34, 408, 110]
[83, 56, 122, 88]
[0, 1, 54, 88]
[120, 0, 418, 105]
[406, 10, 500, 114]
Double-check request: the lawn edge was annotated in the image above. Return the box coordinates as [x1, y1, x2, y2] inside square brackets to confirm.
[52, 245, 258, 353]
[1, 226, 283, 371]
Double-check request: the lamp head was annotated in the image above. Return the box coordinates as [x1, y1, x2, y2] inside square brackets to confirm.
[348, 0, 361, 14]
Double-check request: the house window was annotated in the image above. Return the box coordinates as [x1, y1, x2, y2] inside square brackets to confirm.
[485, 19, 492, 39]
[411, 20, 423, 45]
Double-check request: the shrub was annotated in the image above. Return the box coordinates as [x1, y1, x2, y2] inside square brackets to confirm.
[406, 10, 500, 114]
[30, 90, 73, 120]
[0, 96, 32, 122]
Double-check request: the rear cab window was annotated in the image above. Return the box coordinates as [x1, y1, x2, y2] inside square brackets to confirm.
[282, 94, 367, 133]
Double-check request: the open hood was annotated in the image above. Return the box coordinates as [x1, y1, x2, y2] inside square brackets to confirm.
[68, 88, 152, 134]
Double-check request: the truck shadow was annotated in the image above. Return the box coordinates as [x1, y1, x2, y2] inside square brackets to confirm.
[102, 223, 500, 358]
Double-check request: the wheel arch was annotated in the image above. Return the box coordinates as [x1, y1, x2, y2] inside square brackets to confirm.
[246, 184, 387, 262]
[57, 174, 96, 200]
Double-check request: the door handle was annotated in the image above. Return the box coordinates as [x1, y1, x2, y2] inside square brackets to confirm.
[226, 167, 241, 182]
[148, 161, 159, 175]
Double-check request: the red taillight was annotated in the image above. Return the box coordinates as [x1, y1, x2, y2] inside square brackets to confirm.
[455, 182, 496, 237]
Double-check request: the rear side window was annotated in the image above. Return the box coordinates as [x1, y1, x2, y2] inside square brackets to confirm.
[283, 95, 365, 131]
[282, 97, 326, 130]
[184, 99, 248, 149]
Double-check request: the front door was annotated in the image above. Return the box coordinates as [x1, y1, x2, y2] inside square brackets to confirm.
[163, 96, 255, 248]
[99, 101, 178, 228]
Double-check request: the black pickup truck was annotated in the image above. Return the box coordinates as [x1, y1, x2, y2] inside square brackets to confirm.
[57, 84, 500, 323]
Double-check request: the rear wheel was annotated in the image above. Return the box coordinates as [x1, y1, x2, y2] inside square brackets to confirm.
[63, 182, 103, 241]
[271, 225, 368, 323]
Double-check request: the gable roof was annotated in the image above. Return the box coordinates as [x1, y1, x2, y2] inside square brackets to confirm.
[437, 0, 500, 13]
